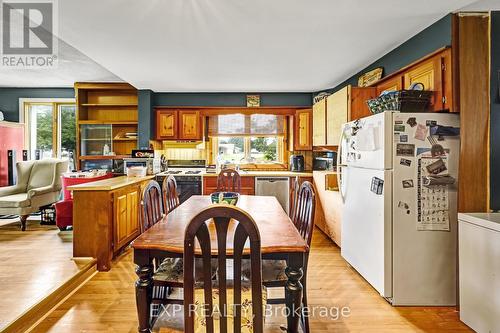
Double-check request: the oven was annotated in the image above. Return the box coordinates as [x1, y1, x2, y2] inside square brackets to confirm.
[156, 174, 202, 204]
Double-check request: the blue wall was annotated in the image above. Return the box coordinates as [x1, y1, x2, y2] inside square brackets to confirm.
[0, 88, 75, 122]
[490, 11, 500, 210]
[138, 92, 313, 144]
[317, 14, 452, 95]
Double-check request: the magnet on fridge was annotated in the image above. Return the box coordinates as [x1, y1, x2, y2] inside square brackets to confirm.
[400, 158, 412, 167]
[400, 134, 408, 143]
[402, 179, 414, 188]
[407, 117, 417, 127]
[394, 124, 405, 132]
[426, 120, 437, 127]
[371, 177, 384, 195]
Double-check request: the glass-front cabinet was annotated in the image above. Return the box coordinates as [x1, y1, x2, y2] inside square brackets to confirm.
[80, 124, 113, 156]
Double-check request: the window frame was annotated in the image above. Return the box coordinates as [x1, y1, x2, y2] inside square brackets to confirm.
[211, 135, 286, 168]
[20, 98, 76, 159]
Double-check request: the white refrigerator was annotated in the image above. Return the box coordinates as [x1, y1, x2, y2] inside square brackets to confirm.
[338, 111, 460, 306]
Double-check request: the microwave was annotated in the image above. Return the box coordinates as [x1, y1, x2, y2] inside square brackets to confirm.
[123, 158, 161, 175]
[313, 151, 336, 171]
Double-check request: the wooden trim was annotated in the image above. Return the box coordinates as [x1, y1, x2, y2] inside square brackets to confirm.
[452, 14, 461, 113]
[368, 46, 451, 87]
[155, 106, 298, 116]
[2, 259, 97, 333]
[74, 82, 136, 90]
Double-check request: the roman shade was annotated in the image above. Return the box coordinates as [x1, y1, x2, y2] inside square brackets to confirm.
[208, 114, 285, 136]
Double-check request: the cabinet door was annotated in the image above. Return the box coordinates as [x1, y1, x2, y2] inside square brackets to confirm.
[376, 75, 403, 95]
[326, 86, 348, 146]
[179, 110, 202, 140]
[404, 55, 443, 111]
[312, 99, 326, 146]
[156, 110, 177, 139]
[294, 109, 312, 150]
[113, 192, 129, 248]
[350, 87, 377, 121]
[127, 189, 139, 236]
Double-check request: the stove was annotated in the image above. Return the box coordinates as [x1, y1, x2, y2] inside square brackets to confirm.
[155, 160, 205, 204]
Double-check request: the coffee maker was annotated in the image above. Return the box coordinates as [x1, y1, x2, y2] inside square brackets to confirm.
[289, 154, 305, 172]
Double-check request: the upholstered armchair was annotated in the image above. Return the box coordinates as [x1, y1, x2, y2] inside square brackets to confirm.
[0, 159, 68, 230]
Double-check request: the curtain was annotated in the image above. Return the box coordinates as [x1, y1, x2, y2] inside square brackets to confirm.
[208, 114, 285, 136]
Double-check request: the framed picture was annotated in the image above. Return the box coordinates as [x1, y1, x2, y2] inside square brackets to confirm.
[246, 95, 260, 107]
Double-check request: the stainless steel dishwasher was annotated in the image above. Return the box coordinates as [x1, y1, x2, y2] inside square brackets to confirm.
[255, 177, 290, 214]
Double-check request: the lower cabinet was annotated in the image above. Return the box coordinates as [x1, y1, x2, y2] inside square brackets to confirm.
[203, 176, 255, 195]
[113, 186, 140, 250]
[312, 171, 342, 246]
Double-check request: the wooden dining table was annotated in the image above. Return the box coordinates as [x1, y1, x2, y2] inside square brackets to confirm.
[132, 195, 308, 333]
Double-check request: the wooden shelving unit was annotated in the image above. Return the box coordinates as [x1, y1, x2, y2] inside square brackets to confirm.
[75, 82, 138, 170]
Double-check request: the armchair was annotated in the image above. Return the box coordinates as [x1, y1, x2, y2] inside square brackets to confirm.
[0, 159, 68, 230]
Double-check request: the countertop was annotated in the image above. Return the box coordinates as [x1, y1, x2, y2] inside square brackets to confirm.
[202, 170, 313, 177]
[68, 175, 154, 191]
[458, 213, 500, 232]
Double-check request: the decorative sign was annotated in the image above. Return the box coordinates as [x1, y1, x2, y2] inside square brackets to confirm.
[246, 95, 260, 107]
[358, 67, 383, 87]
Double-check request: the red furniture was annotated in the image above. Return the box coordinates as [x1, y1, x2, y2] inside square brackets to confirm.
[55, 173, 112, 230]
[0, 122, 24, 186]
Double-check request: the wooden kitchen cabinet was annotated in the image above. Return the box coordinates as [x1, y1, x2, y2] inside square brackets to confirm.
[376, 75, 403, 95]
[312, 98, 327, 146]
[156, 109, 202, 140]
[113, 186, 140, 250]
[403, 55, 443, 112]
[156, 110, 177, 140]
[312, 171, 342, 246]
[293, 109, 312, 150]
[178, 110, 202, 140]
[326, 85, 377, 145]
[203, 176, 255, 195]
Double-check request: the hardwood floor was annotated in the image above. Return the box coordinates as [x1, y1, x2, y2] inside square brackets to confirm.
[0, 218, 94, 331]
[32, 228, 472, 332]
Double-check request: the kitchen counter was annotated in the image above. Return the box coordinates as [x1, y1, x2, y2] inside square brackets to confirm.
[68, 175, 154, 191]
[202, 170, 313, 177]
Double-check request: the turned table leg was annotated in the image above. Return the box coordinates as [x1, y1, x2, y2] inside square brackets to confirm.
[135, 252, 153, 333]
[285, 252, 304, 333]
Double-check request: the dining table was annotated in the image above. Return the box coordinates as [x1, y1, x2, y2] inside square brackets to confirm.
[132, 195, 308, 333]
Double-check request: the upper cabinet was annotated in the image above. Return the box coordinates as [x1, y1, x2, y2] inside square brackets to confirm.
[312, 98, 327, 146]
[375, 48, 454, 112]
[156, 109, 202, 141]
[293, 109, 312, 150]
[313, 85, 376, 146]
[178, 110, 202, 140]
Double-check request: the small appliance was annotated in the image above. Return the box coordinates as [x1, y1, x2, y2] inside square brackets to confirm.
[313, 151, 337, 171]
[289, 154, 305, 172]
[123, 157, 160, 175]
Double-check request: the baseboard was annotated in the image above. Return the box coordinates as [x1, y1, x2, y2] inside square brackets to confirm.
[0, 258, 97, 333]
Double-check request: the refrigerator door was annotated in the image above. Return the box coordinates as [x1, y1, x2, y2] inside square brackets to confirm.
[391, 112, 459, 305]
[339, 111, 394, 170]
[341, 166, 393, 297]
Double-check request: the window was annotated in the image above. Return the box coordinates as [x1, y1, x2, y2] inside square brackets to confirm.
[24, 100, 76, 167]
[210, 114, 284, 165]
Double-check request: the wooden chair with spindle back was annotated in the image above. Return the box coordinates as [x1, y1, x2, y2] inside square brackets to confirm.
[217, 168, 241, 193]
[162, 175, 180, 214]
[182, 205, 266, 333]
[141, 180, 164, 233]
[289, 176, 300, 219]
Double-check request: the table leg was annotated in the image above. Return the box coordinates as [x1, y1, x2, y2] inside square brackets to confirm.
[135, 251, 153, 333]
[285, 252, 304, 333]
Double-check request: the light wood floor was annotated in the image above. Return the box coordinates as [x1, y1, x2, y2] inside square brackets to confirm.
[0, 218, 91, 330]
[32, 228, 472, 332]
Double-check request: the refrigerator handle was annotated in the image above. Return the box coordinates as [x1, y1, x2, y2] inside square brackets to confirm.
[337, 128, 346, 203]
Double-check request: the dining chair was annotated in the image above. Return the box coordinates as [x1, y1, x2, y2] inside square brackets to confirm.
[289, 176, 300, 219]
[216, 168, 241, 193]
[141, 180, 164, 233]
[245, 181, 316, 333]
[162, 175, 180, 214]
[182, 205, 266, 333]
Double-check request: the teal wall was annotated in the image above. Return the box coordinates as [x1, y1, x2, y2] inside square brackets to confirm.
[138, 92, 313, 144]
[317, 14, 452, 95]
[0, 88, 75, 122]
[490, 11, 500, 210]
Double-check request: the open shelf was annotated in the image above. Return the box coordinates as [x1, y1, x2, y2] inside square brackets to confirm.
[80, 103, 138, 107]
[79, 155, 130, 160]
[78, 120, 138, 125]
[113, 137, 138, 141]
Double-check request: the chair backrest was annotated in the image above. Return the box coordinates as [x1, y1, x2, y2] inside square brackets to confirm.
[216, 168, 241, 193]
[292, 181, 316, 247]
[183, 205, 264, 333]
[26, 159, 67, 191]
[161, 175, 180, 214]
[289, 176, 300, 218]
[140, 180, 164, 233]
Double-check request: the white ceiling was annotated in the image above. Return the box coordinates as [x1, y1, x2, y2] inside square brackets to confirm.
[0, 38, 123, 88]
[2, 0, 489, 91]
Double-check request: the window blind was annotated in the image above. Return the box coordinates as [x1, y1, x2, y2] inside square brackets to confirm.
[208, 114, 285, 136]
